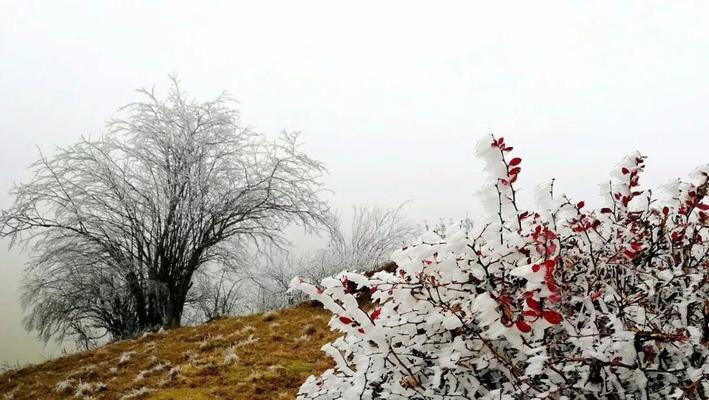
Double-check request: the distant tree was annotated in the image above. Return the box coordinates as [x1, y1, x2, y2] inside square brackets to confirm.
[0, 77, 331, 343]
[246, 249, 311, 312]
[247, 204, 416, 312]
[323, 204, 417, 275]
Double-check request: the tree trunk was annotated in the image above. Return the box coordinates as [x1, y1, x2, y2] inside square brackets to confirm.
[160, 278, 191, 330]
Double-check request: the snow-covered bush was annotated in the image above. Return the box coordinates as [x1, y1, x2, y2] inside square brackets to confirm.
[291, 136, 709, 399]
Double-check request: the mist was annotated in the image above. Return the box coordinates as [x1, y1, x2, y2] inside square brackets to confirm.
[2, 1, 709, 365]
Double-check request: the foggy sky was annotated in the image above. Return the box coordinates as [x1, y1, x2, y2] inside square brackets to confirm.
[2, 1, 709, 365]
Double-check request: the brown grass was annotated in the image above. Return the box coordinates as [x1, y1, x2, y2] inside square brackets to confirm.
[0, 305, 336, 400]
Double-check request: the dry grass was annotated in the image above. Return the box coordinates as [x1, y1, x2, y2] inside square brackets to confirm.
[0, 304, 336, 400]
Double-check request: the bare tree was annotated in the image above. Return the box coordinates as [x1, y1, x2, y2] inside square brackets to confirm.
[325, 203, 416, 273]
[249, 250, 318, 312]
[0, 77, 331, 343]
[247, 204, 417, 311]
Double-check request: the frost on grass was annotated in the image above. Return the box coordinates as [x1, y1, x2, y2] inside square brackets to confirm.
[135, 362, 170, 381]
[134, 371, 147, 382]
[181, 350, 195, 361]
[67, 381, 107, 399]
[2, 388, 17, 399]
[157, 365, 182, 387]
[73, 382, 94, 397]
[294, 334, 311, 344]
[119, 387, 151, 400]
[55, 378, 76, 394]
[165, 366, 181, 381]
[234, 334, 259, 348]
[291, 135, 709, 400]
[227, 325, 256, 339]
[117, 351, 137, 367]
[198, 334, 229, 352]
[223, 347, 239, 366]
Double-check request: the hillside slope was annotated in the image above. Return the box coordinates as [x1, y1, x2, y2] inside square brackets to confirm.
[0, 304, 336, 400]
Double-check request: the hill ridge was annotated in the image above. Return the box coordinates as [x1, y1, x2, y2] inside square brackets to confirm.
[0, 305, 335, 400]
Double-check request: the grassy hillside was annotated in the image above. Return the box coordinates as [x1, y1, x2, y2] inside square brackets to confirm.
[0, 304, 336, 400]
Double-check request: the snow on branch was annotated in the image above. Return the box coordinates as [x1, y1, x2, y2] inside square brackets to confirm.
[291, 135, 709, 400]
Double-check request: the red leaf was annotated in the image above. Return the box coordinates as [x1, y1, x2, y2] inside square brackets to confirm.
[546, 280, 559, 293]
[515, 320, 532, 333]
[542, 310, 563, 324]
[549, 292, 562, 304]
[544, 259, 556, 269]
[369, 286, 378, 294]
[526, 297, 542, 313]
[509, 157, 522, 166]
[531, 264, 541, 272]
[623, 249, 636, 259]
[601, 207, 613, 214]
[545, 268, 554, 280]
[698, 203, 709, 211]
[357, 328, 366, 334]
[497, 137, 505, 146]
[546, 243, 558, 255]
[577, 201, 585, 209]
[621, 167, 629, 175]
[370, 309, 381, 320]
[662, 206, 670, 215]
[498, 295, 513, 305]
[339, 316, 353, 325]
[508, 166, 521, 176]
